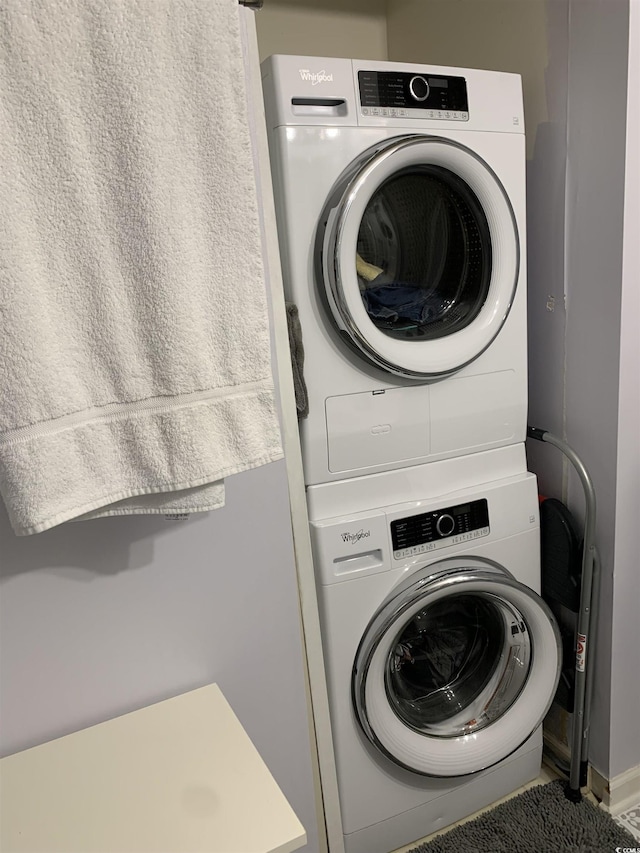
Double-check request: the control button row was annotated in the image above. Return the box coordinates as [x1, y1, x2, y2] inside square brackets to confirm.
[361, 108, 469, 121]
[393, 526, 490, 560]
[394, 542, 439, 559]
[449, 526, 490, 545]
[361, 107, 410, 117]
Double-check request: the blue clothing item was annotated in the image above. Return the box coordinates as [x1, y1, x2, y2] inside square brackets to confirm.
[362, 281, 441, 324]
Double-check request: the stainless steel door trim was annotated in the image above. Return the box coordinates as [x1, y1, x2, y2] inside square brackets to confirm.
[317, 134, 520, 378]
[351, 560, 562, 776]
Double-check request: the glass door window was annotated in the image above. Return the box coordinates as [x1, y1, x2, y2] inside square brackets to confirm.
[356, 168, 492, 341]
[386, 593, 530, 738]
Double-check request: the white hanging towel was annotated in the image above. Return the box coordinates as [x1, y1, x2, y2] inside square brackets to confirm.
[0, 0, 283, 535]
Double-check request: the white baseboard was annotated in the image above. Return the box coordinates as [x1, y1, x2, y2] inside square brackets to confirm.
[591, 764, 640, 815]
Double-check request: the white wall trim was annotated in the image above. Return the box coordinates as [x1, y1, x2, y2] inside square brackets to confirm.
[240, 10, 345, 853]
[610, 0, 640, 782]
[592, 765, 640, 816]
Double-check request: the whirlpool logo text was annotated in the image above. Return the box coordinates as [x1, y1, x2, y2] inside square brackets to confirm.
[298, 68, 333, 85]
[341, 529, 371, 545]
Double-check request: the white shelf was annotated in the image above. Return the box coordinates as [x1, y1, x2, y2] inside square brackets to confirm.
[0, 684, 306, 853]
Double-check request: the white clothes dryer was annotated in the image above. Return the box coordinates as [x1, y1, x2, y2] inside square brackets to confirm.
[307, 446, 561, 853]
[262, 56, 529, 486]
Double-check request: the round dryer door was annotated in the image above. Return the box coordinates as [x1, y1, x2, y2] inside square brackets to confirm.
[352, 557, 561, 777]
[318, 135, 519, 378]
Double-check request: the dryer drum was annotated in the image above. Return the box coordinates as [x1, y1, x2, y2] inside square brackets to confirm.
[356, 166, 492, 342]
[352, 558, 562, 777]
[318, 135, 520, 378]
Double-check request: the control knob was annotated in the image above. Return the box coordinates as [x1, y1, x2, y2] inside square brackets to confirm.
[409, 75, 430, 102]
[436, 513, 455, 538]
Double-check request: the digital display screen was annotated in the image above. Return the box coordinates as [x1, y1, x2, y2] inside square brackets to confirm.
[429, 78, 449, 88]
[453, 504, 471, 516]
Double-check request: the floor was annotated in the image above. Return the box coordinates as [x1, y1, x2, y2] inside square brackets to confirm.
[614, 803, 640, 842]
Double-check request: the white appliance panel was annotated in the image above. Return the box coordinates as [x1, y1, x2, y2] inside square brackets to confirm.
[262, 57, 529, 484]
[307, 466, 560, 853]
[326, 386, 430, 473]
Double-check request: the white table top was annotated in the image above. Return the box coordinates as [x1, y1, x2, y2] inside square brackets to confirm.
[0, 684, 306, 853]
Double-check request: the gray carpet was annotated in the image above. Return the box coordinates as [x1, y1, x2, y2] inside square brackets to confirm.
[409, 780, 637, 853]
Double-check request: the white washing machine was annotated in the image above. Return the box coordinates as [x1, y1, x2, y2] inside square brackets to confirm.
[262, 56, 529, 487]
[307, 446, 561, 853]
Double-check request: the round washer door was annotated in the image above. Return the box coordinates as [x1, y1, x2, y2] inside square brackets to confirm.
[352, 557, 561, 777]
[318, 135, 519, 378]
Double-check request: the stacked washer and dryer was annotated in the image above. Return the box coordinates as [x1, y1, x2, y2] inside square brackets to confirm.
[261, 56, 561, 853]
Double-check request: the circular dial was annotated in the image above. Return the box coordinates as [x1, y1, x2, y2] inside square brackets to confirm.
[409, 75, 430, 102]
[436, 514, 456, 538]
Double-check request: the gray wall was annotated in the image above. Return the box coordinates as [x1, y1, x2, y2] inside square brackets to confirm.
[0, 460, 319, 850]
[387, 0, 550, 160]
[524, 0, 570, 503]
[256, 0, 388, 63]
[561, 0, 630, 776]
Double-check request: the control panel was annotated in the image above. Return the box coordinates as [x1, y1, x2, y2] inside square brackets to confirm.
[358, 70, 469, 121]
[391, 499, 489, 560]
